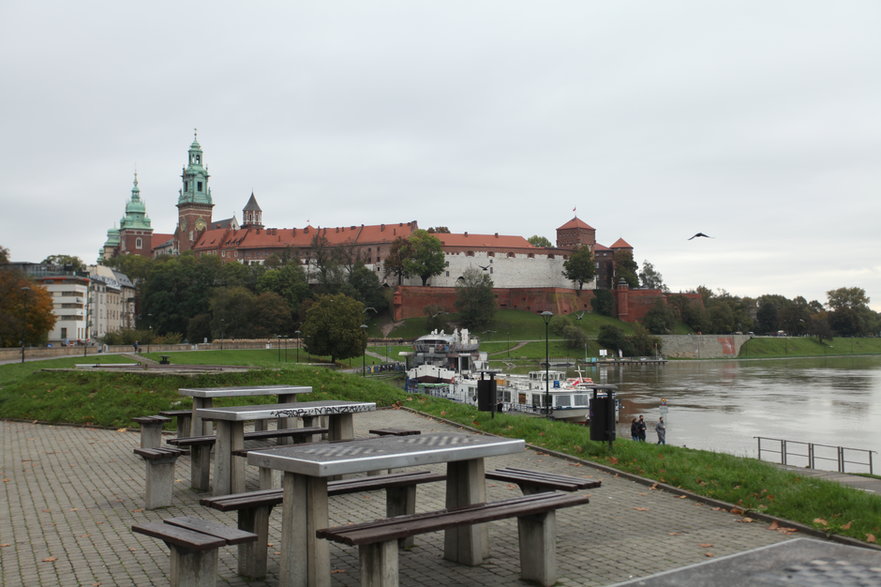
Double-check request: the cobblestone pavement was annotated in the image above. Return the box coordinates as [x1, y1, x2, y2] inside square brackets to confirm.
[2, 410, 799, 587]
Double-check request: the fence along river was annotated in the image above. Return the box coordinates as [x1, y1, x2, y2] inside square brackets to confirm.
[587, 356, 881, 473]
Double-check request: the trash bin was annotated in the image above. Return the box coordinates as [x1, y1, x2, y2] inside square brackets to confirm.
[476, 379, 497, 412]
[589, 392, 616, 442]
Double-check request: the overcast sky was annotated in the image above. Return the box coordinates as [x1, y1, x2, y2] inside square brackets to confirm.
[2, 1, 879, 310]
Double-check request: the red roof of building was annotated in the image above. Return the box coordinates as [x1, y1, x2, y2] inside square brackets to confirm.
[151, 233, 174, 249]
[193, 222, 419, 252]
[557, 216, 595, 231]
[610, 237, 632, 249]
[436, 232, 534, 249]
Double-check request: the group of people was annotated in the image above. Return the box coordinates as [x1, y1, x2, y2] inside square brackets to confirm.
[630, 415, 666, 444]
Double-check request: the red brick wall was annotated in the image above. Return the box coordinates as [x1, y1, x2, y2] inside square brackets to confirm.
[393, 286, 595, 320]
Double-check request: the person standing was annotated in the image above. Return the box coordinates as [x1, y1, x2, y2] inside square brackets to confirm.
[637, 415, 647, 442]
[655, 417, 667, 445]
[630, 418, 639, 441]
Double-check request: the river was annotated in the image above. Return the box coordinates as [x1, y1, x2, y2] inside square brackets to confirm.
[583, 356, 881, 472]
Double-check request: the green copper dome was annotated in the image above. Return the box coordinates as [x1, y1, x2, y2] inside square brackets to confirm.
[121, 173, 152, 229]
[104, 226, 120, 247]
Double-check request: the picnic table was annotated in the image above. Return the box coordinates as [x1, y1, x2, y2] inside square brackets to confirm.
[178, 385, 312, 436]
[198, 400, 376, 496]
[247, 431, 525, 587]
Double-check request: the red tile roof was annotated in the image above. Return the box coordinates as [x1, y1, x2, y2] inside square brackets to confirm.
[557, 216, 595, 230]
[436, 232, 534, 249]
[610, 238, 632, 249]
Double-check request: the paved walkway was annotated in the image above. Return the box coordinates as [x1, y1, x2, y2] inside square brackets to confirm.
[0, 410, 850, 586]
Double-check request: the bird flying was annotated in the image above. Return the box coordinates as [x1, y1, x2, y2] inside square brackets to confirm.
[688, 232, 713, 240]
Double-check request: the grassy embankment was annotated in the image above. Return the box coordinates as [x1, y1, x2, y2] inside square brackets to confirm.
[0, 354, 878, 545]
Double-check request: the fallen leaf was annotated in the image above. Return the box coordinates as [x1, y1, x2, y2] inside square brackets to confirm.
[737, 517, 755, 523]
[331, 569, 347, 574]
[730, 507, 744, 515]
[813, 518, 829, 527]
[677, 495, 687, 499]
[650, 483, 659, 490]
[841, 521, 852, 530]
[768, 521, 780, 530]
[0, 543, 10, 547]
[42, 556, 57, 562]
[699, 543, 714, 548]
[116, 428, 128, 433]
[867, 534, 877, 543]
[704, 553, 715, 558]
[668, 532, 682, 536]
[633, 507, 650, 511]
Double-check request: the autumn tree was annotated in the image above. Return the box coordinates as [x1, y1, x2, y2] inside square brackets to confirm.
[562, 245, 596, 291]
[639, 260, 666, 291]
[301, 294, 367, 363]
[0, 245, 10, 264]
[0, 269, 56, 346]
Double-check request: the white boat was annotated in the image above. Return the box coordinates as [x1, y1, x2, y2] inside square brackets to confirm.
[403, 332, 616, 423]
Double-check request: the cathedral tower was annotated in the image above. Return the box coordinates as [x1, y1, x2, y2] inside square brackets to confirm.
[175, 130, 214, 252]
[116, 173, 154, 257]
[241, 192, 263, 229]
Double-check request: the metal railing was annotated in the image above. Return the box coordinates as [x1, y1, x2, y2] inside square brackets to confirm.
[755, 436, 875, 475]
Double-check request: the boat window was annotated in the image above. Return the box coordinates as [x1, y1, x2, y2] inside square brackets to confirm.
[557, 395, 571, 407]
[574, 394, 588, 405]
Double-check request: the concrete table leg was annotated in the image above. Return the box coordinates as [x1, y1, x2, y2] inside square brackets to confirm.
[144, 457, 178, 510]
[281, 472, 330, 587]
[237, 505, 273, 579]
[139, 422, 164, 449]
[214, 421, 244, 496]
[518, 510, 557, 586]
[444, 458, 488, 565]
[328, 413, 354, 441]
[360, 541, 399, 587]
[191, 397, 214, 436]
[387, 485, 416, 548]
[190, 444, 211, 492]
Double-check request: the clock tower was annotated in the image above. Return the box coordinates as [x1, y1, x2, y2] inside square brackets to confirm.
[175, 130, 214, 252]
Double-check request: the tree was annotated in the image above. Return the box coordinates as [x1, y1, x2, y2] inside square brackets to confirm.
[139, 254, 227, 335]
[42, 254, 86, 273]
[424, 304, 451, 332]
[309, 233, 347, 294]
[0, 270, 56, 346]
[347, 264, 389, 314]
[638, 260, 666, 291]
[826, 287, 874, 336]
[455, 268, 496, 330]
[597, 325, 628, 354]
[102, 253, 154, 281]
[301, 294, 367, 363]
[0, 245, 10, 264]
[403, 230, 446, 286]
[591, 288, 614, 316]
[641, 300, 676, 334]
[257, 263, 311, 317]
[383, 237, 413, 285]
[528, 235, 552, 248]
[562, 245, 596, 291]
[613, 249, 639, 288]
[426, 226, 450, 233]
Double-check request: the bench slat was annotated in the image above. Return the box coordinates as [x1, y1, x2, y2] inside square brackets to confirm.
[133, 522, 226, 550]
[133, 447, 184, 460]
[200, 470, 445, 511]
[164, 516, 257, 545]
[486, 467, 601, 491]
[168, 426, 327, 447]
[318, 492, 590, 546]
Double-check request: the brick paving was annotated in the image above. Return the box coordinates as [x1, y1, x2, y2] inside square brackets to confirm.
[1, 410, 798, 586]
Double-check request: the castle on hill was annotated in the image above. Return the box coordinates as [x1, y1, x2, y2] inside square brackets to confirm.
[101, 134, 651, 320]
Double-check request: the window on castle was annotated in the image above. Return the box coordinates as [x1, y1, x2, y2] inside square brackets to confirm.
[135, 238, 142, 249]
[507, 252, 515, 258]
[528, 253, 534, 258]
[466, 251, 474, 257]
[184, 181, 188, 191]
[488, 252, 495, 257]
[197, 181, 203, 191]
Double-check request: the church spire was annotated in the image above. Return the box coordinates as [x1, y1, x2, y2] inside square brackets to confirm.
[241, 191, 264, 229]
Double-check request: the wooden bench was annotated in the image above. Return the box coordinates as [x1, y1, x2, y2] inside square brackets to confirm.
[317, 491, 591, 587]
[159, 409, 193, 440]
[159, 355, 170, 364]
[200, 470, 446, 578]
[133, 447, 185, 509]
[486, 467, 602, 495]
[368, 427, 421, 436]
[167, 426, 328, 491]
[132, 516, 257, 587]
[133, 415, 171, 449]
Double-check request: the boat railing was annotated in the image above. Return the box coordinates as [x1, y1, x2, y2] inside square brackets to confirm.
[754, 436, 875, 475]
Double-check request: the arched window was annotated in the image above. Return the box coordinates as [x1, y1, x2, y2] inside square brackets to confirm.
[135, 237, 143, 249]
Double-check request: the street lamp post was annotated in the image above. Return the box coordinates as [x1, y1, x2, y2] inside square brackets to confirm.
[360, 324, 368, 377]
[295, 330, 301, 363]
[20, 287, 31, 364]
[541, 310, 554, 418]
[277, 335, 281, 362]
